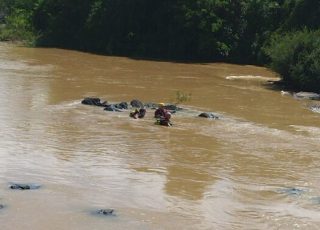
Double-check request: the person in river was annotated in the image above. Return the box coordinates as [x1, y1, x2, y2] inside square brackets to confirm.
[130, 108, 146, 119]
[154, 103, 172, 126]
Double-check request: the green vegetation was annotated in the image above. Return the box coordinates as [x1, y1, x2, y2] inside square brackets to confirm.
[174, 91, 192, 105]
[1, 0, 320, 92]
[0, 0, 37, 44]
[263, 29, 320, 92]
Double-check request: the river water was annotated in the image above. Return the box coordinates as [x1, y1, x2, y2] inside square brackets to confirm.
[0, 42, 320, 230]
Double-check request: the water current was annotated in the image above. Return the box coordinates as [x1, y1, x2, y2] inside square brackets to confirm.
[0, 42, 320, 229]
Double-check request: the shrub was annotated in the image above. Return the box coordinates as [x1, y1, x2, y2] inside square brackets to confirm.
[0, 8, 36, 45]
[263, 29, 320, 92]
[174, 91, 192, 105]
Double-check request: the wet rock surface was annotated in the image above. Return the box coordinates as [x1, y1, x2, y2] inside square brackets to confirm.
[103, 102, 128, 112]
[82, 97, 220, 121]
[198, 112, 220, 119]
[81, 97, 107, 106]
[277, 187, 306, 196]
[130, 99, 144, 108]
[9, 183, 41, 190]
[95, 209, 115, 216]
[294, 92, 320, 100]
[310, 105, 320, 113]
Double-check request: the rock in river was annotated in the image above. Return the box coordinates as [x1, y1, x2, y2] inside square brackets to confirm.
[9, 183, 41, 190]
[92, 209, 115, 217]
[294, 92, 320, 100]
[198, 112, 220, 119]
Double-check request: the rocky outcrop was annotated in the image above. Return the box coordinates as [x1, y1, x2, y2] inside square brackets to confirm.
[130, 99, 144, 108]
[278, 187, 305, 196]
[163, 104, 183, 112]
[198, 112, 220, 119]
[104, 102, 128, 112]
[95, 209, 115, 216]
[9, 183, 41, 190]
[81, 97, 107, 106]
[82, 97, 129, 112]
[82, 97, 221, 122]
[310, 105, 320, 113]
[294, 92, 320, 100]
[144, 102, 158, 109]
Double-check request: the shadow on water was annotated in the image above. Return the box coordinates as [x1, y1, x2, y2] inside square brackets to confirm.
[163, 132, 221, 201]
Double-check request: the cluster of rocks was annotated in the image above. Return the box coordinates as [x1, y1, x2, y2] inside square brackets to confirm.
[311, 105, 320, 113]
[81, 97, 182, 112]
[281, 91, 320, 114]
[94, 209, 115, 216]
[1, 183, 115, 217]
[0, 183, 42, 213]
[9, 183, 41, 190]
[81, 97, 220, 119]
[293, 92, 320, 100]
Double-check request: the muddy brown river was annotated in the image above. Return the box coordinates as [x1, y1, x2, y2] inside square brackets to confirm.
[0, 42, 320, 230]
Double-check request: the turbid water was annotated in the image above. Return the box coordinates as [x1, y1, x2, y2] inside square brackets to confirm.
[0, 42, 320, 230]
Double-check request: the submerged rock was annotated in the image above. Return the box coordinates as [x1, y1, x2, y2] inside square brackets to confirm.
[163, 104, 182, 112]
[311, 197, 320, 205]
[143, 102, 182, 112]
[9, 183, 41, 190]
[278, 187, 305, 196]
[310, 105, 320, 113]
[198, 112, 220, 119]
[104, 104, 124, 112]
[294, 92, 320, 100]
[81, 97, 107, 106]
[130, 99, 144, 108]
[96, 209, 115, 216]
[144, 102, 158, 109]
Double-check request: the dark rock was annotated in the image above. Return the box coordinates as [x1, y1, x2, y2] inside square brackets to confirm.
[130, 99, 144, 108]
[9, 183, 41, 190]
[198, 112, 219, 119]
[144, 102, 158, 109]
[278, 187, 305, 196]
[96, 209, 115, 216]
[104, 104, 124, 112]
[114, 102, 128, 110]
[0, 204, 4, 209]
[81, 97, 107, 106]
[163, 104, 182, 112]
[104, 102, 128, 112]
[144, 103, 182, 112]
[294, 92, 320, 100]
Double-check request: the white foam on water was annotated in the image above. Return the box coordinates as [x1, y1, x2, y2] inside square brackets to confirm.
[226, 75, 277, 81]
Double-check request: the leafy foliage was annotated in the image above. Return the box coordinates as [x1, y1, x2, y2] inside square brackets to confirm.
[1, 0, 320, 91]
[0, 0, 38, 44]
[175, 91, 192, 105]
[264, 29, 320, 92]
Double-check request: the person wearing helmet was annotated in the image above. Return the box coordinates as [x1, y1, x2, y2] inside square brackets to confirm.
[154, 103, 166, 119]
[154, 103, 172, 126]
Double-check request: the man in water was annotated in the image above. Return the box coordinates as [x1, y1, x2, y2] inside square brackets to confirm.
[130, 108, 146, 119]
[154, 103, 172, 126]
